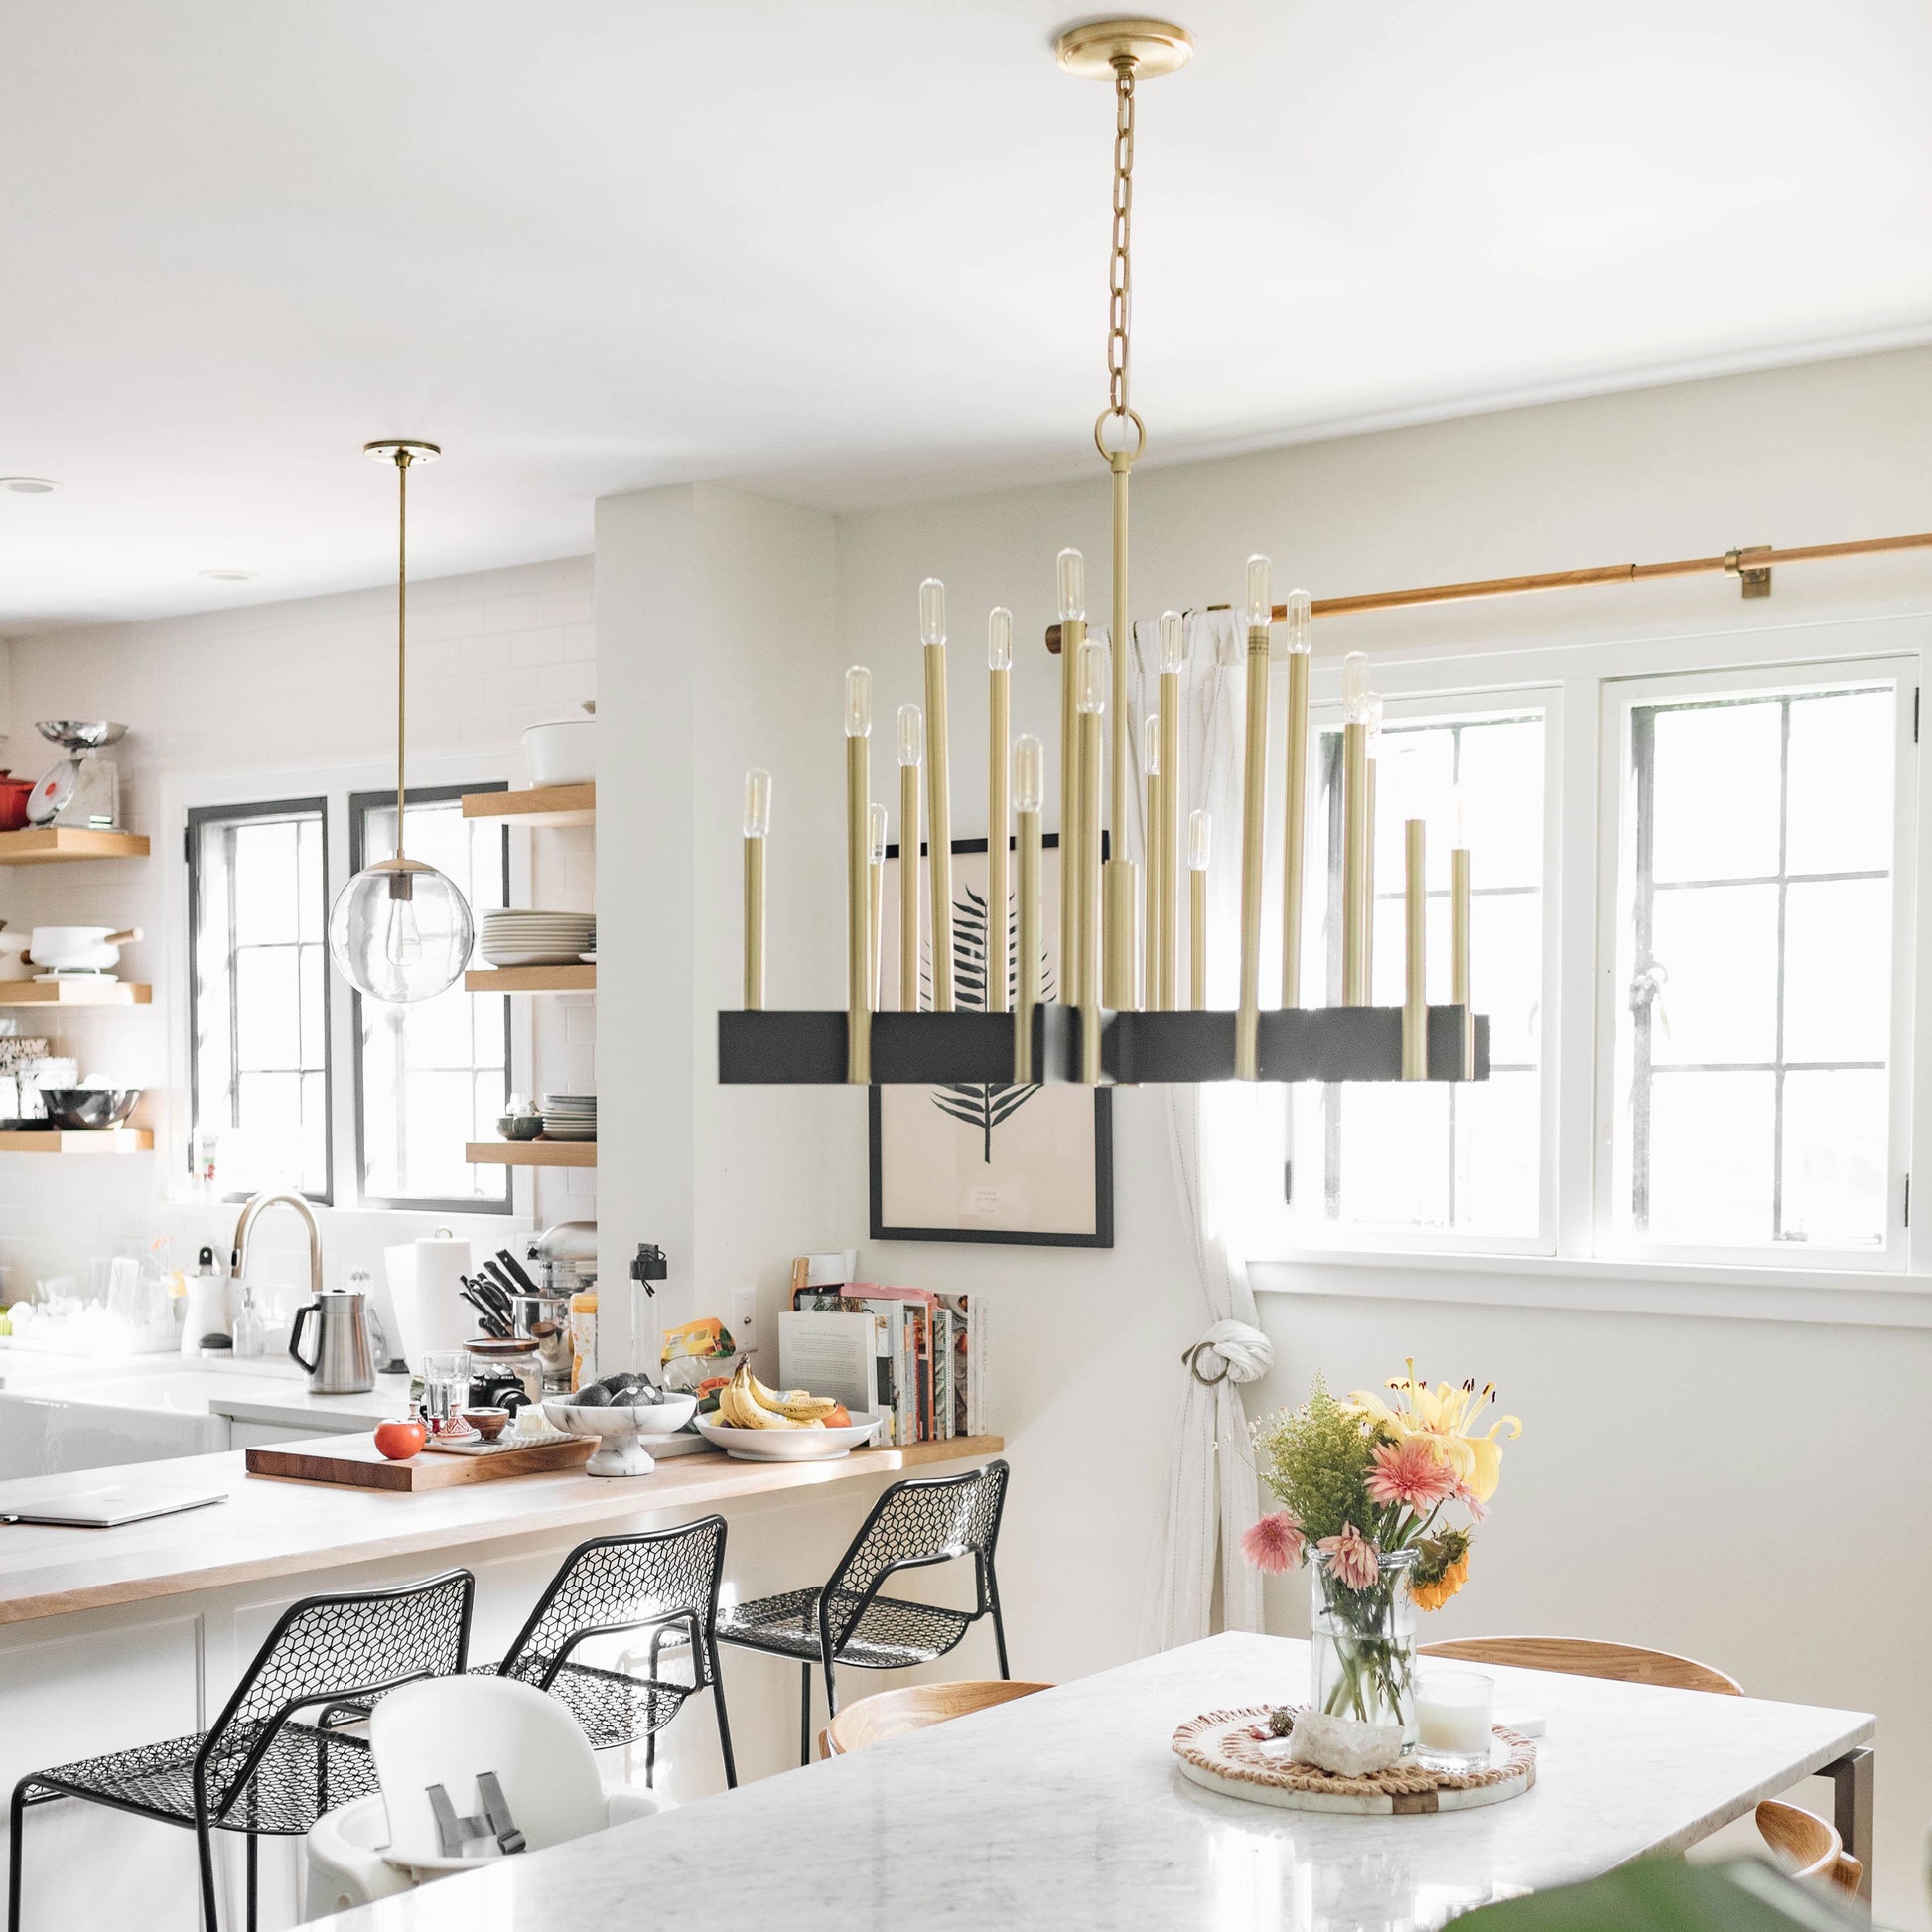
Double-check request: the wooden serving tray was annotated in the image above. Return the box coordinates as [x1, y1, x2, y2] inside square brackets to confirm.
[245, 1431, 595, 1491]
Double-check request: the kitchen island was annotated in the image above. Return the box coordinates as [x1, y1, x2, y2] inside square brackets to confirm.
[0, 1431, 1003, 1931]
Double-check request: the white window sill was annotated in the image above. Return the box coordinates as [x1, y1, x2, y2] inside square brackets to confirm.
[1249, 1248, 1932, 1330]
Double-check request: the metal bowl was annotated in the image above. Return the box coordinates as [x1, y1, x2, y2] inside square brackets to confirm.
[36, 1088, 140, 1130]
[35, 721, 127, 752]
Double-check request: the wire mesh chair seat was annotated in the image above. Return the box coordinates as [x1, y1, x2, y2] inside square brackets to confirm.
[717, 1587, 975, 1670]
[482, 1517, 735, 1786]
[715, 1459, 1011, 1767]
[16, 1720, 379, 1837]
[7, 1567, 473, 1932]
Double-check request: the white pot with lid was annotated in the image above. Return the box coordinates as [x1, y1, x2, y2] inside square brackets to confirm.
[29, 926, 141, 974]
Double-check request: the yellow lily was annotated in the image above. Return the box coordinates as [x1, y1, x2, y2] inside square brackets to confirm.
[1346, 1360, 1522, 1503]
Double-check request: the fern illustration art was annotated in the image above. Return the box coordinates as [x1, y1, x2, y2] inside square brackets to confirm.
[922, 880, 1053, 1163]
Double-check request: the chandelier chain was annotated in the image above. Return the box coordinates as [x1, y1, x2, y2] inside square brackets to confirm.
[1107, 56, 1135, 426]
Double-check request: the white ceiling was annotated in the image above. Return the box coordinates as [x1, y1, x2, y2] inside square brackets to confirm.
[5, 0, 1932, 630]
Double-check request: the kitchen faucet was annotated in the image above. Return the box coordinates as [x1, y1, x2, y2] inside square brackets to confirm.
[230, 1189, 324, 1296]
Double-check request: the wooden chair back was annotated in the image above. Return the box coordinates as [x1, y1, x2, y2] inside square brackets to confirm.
[824, 1679, 1052, 1756]
[1754, 1799, 1863, 1896]
[1416, 1635, 1743, 1697]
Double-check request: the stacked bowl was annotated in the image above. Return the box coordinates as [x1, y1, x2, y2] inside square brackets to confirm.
[479, 909, 596, 967]
[541, 1094, 597, 1141]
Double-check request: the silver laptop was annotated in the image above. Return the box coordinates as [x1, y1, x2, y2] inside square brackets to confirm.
[0, 1485, 227, 1528]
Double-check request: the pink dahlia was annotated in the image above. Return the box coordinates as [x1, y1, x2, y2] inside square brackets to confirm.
[1451, 1478, 1490, 1524]
[1365, 1436, 1457, 1512]
[1315, 1523, 1381, 1591]
[1240, 1510, 1307, 1574]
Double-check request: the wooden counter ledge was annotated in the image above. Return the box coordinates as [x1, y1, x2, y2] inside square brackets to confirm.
[0, 1434, 1003, 1627]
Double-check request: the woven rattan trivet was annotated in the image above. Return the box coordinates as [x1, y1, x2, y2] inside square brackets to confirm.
[1172, 1708, 1536, 1814]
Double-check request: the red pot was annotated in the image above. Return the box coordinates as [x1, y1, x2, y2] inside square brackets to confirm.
[0, 775, 33, 833]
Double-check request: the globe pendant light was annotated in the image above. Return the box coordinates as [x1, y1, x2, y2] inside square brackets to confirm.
[328, 440, 475, 1003]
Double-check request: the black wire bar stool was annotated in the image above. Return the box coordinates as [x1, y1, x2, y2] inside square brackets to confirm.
[481, 1517, 736, 1789]
[7, 1568, 474, 1932]
[716, 1460, 1011, 1765]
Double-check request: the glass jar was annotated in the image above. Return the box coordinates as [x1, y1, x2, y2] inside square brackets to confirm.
[1311, 1544, 1419, 1746]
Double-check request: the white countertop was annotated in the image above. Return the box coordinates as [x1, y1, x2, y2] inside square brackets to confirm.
[0, 1434, 1003, 1625]
[296, 1631, 1874, 1932]
[0, 1345, 411, 1430]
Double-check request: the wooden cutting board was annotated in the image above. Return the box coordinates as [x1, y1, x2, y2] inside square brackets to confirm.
[245, 1431, 596, 1491]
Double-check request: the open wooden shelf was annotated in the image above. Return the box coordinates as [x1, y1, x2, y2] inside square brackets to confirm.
[0, 1129, 152, 1154]
[0, 828, 150, 866]
[467, 1139, 596, 1168]
[465, 964, 595, 995]
[461, 784, 594, 828]
[0, 980, 151, 1007]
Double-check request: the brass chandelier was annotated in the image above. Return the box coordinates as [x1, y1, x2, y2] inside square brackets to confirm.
[719, 17, 1490, 1090]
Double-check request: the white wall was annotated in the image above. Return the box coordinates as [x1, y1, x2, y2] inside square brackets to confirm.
[0, 556, 598, 1302]
[818, 344, 1932, 1924]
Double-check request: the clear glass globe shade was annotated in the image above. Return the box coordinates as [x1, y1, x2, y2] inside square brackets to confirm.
[328, 863, 474, 1004]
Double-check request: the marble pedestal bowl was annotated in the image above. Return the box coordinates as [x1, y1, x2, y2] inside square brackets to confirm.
[541, 1391, 697, 1476]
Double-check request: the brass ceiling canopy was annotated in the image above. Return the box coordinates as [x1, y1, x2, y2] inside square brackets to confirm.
[1053, 17, 1193, 80]
[363, 439, 442, 467]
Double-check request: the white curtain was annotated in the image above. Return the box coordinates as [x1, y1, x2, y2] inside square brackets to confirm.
[1138, 610, 1281, 1651]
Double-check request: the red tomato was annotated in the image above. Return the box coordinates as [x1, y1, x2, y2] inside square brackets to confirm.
[373, 1417, 427, 1460]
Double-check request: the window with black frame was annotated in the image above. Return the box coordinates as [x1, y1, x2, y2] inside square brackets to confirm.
[350, 785, 511, 1211]
[188, 798, 331, 1202]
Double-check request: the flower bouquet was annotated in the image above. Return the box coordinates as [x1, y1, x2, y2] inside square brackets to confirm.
[1244, 1362, 1521, 1750]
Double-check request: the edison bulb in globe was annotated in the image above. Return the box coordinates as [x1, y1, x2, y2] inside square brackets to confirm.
[329, 858, 475, 1004]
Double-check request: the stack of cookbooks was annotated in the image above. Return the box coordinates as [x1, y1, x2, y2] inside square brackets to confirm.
[778, 1257, 982, 1447]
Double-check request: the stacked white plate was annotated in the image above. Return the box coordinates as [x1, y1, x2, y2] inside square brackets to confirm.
[480, 909, 596, 967]
[541, 1093, 597, 1141]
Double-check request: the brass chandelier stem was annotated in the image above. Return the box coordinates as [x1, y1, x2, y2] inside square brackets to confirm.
[394, 449, 410, 859]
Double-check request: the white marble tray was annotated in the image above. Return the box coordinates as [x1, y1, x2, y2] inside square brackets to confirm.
[1172, 1708, 1537, 1815]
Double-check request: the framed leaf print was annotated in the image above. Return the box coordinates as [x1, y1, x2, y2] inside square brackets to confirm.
[869, 834, 1114, 1247]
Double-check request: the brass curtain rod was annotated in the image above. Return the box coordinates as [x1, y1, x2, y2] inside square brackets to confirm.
[1043, 527, 1932, 650]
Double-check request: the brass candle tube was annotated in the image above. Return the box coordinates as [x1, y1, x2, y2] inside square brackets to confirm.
[1056, 549, 1086, 1006]
[1142, 716, 1160, 1011]
[1157, 609, 1183, 1010]
[1235, 555, 1273, 1081]
[1340, 652, 1374, 1006]
[1402, 816, 1427, 1079]
[1015, 734, 1044, 1085]
[987, 608, 1013, 1013]
[867, 801, 886, 1012]
[1187, 809, 1210, 1011]
[897, 704, 923, 1012]
[1103, 452, 1139, 1013]
[918, 579, 955, 1010]
[742, 767, 770, 1011]
[1364, 695, 1382, 996]
[1452, 842, 1475, 1079]
[1075, 641, 1105, 1084]
[843, 668, 873, 1084]
[1280, 590, 1311, 1008]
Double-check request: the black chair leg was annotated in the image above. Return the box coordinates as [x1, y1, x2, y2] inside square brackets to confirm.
[244, 1833, 257, 1932]
[798, 1662, 812, 1767]
[195, 1819, 219, 1932]
[821, 1657, 839, 1724]
[7, 1781, 28, 1932]
[708, 1642, 738, 1788]
[987, 1564, 1011, 1679]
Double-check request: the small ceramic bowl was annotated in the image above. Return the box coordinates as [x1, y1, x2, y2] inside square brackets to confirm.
[496, 1114, 545, 1141]
[461, 1407, 510, 1443]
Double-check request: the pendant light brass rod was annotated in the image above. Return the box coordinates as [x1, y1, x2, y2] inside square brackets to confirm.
[395, 450, 409, 861]
[1401, 818, 1427, 1080]
[1281, 649, 1310, 1007]
[1103, 452, 1139, 1010]
[1280, 529, 1932, 621]
[1341, 721, 1370, 1004]
[1158, 670, 1179, 1009]
[988, 660, 1010, 1013]
[899, 761, 922, 1012]
[1016, 804, 1041, 1085]
[1234, 622, 1271, 1080]
[1059, 617, 1086, 1003]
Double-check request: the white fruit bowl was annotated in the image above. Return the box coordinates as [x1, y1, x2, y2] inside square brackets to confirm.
[693, 1409, 886, 1463]
[541, 1392, 697, 1476]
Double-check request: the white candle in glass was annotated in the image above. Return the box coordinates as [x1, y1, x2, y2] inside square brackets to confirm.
[1415, 1669, 1494, 1766]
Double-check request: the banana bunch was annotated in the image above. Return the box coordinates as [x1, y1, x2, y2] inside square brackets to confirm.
[716, 1360, 830, 1431]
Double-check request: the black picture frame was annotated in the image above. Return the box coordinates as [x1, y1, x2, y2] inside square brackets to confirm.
[867, 833, 1115, 1248]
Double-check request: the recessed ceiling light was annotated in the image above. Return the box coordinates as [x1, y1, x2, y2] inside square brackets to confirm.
[199, 568, 256, 582]
[0, 478, 60, 495]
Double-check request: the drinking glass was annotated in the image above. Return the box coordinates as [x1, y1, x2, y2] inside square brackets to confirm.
[422, 1349, 468, 1432]
[1415, 1668, 1495, 1771]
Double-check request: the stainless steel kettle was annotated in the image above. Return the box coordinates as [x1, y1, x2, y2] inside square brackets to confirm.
[289, 1287, 376, 1394]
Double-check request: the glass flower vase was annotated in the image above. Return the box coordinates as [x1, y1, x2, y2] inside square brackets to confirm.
[1310, 1545, 1419, 1746]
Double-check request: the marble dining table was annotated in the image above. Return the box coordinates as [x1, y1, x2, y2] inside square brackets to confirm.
[299, 1629, 1876, 1932]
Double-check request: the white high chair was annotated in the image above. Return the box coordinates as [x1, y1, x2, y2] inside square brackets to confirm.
[303, 1675, 667, 1915]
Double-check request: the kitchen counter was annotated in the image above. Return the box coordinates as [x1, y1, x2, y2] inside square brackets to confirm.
[0, 1431, 1004, 1625]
